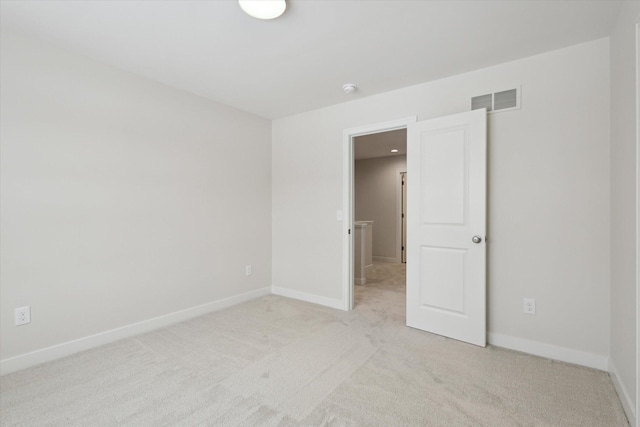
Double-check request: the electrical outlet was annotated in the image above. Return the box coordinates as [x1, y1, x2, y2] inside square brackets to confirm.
[245, 265, 252, 276]
[523, 298, 536, 315]
[15, 306, 31, 326]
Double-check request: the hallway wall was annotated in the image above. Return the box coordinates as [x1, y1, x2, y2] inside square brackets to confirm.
[354, 155, 406, 263]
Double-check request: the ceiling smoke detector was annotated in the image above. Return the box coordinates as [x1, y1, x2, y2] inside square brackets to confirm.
[342, 83, 357, 94]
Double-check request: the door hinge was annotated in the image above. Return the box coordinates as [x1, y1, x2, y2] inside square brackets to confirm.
[348, 229, 351, 235]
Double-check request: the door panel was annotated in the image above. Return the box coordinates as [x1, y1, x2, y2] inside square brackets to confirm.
[419, 246, 465, 314]
[406, 109, 486, 347]
[421, 129, 466, 225]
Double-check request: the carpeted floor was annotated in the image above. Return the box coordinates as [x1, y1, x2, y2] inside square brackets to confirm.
[0, 262, 629, 426]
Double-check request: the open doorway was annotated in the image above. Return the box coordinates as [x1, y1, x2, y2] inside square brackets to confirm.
[343, 111, 487, 345]
[341, 117, 416, 311]
[353, 130, 407, 264]
[345, 120, 412, 310]
[352, 130, 407, 308]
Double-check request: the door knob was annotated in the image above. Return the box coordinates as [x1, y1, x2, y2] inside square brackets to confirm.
[472, 235, 482, 244]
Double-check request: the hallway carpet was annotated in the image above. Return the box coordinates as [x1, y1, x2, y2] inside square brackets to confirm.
[0, 263, 628, 426]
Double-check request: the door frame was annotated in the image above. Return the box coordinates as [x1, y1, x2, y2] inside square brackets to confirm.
[342, 116, 417, 311]
[635, 20, 639, 427]
[397, 170, 407, 263]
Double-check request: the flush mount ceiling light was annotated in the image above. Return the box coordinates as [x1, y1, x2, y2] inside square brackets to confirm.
[239, 0, 286, 20]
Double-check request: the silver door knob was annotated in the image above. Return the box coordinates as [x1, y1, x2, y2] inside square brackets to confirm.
[472, 235, 482, 244]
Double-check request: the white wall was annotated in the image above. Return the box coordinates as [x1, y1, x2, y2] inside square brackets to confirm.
[273, 38, 611, 366]
[609, 1, 640, 423]
[354, 155, 406, 262]
[0, 32, 272, 370]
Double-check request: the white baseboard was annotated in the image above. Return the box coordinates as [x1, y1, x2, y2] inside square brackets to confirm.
[609, 360, 636, 425]
[373, 256, 400, 264]
[488, 332, 608, 371]
[0, 286, 271, 376]
[271, 286, 344, 311]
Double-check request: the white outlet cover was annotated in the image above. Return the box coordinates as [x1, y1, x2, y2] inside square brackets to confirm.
[523, 298, 536, 315]
[336, 210, 343, 221]
[245, 265, 252, 276]
[15, 306, 31, 326]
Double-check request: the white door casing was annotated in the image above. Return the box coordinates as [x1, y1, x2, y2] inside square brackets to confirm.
[402, 172, 407, 263]
[406, 109, 487, 347]
[342, 117, 417, 311]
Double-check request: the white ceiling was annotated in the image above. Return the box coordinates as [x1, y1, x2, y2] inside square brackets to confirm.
[0, 0, 623, 119]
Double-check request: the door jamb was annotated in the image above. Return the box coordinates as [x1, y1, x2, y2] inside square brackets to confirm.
[635, 20, 639, 427]
[396, 169, 407, 263]
[342, 116, 417, 311]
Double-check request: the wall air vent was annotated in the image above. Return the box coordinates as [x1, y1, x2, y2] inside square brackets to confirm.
[471, 87, 520, 114]
[471, 94, 492, 112]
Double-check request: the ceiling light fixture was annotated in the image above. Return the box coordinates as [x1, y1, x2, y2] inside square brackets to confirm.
[342, 83, 357, 94]
[391, 149, 399, 153]
[239, 0, 286, 20]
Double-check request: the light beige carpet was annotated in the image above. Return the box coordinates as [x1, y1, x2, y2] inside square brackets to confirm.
[0, 262, 629, 426]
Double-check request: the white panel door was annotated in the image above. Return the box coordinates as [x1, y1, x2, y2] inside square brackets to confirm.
[406, 109, 487, 347]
